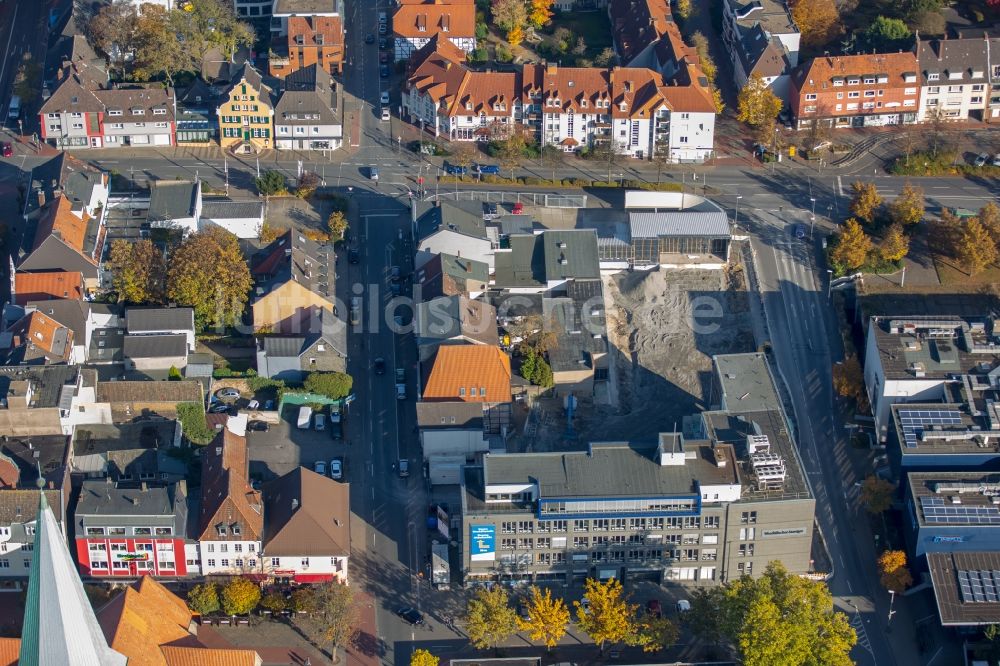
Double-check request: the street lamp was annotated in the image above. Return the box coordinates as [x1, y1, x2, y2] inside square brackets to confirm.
[734, 194, 743, 228]
[888, 590, 896, 625]
[826, 269, 833, 299]
[809, 196, 817, 237]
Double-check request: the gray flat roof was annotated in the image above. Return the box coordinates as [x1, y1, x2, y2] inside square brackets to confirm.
[147, 181, 198, 222]
[714, 353, 782, 414]
[629, 211, 731, 238]
[200, 200, 264, 220]
[273, 0, 339, 15]
[123, 334, 188, 359]
[892, 401, 1000, 457]
[908, 471, 1000, 527]
[869, 316, 999, 381]
[126, 307, 194, 333]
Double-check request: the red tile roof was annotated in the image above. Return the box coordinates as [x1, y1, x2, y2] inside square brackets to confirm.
[34, 196, 92, 256]
[198, 428, 264, 541]
[423, 345, 512, 403]
[393, 0, 475, 39]
[14, 271, 84, 305]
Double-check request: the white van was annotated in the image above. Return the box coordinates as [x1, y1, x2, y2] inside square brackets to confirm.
[297, 405, 312, 429]
[8, 96, 21, 121]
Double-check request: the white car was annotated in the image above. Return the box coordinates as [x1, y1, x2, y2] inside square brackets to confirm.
[215, 387, 240, 400]
[380, 91, 390, 106]
[330, 458, 343, 480]
[676, 599, 692, 613]
[381, 107, 390, 122]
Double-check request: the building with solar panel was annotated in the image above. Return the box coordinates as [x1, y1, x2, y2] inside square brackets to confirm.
[863, 316, 1000, 441]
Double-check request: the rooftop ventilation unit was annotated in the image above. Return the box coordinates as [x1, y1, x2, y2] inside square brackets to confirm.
[746, 435, 770, 455]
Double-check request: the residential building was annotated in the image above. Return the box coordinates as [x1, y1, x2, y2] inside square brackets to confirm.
[256, 309, 347, 379]
[95, 576, 263, 665]
[252, 231, 338, 333]
[261, 466, 350, 583]
[415, 252, 490, 299]
[94, 381, 204, 422]
[13, 272, 84, 306]
[393, 0, 476, 62]
[18, 194, 106, 290]
[146, 181, 202, 235]
[720, 0, 799, 100]
[414, 200, 496, 272]
[597, 192, 732, 269]
[402, 36, 518, 141]
[790, 52, 921, 129]
[23, 152, 109, 221]
[0, 434, 70, 584]
[125, 307, 196, 352]
[989, 35, 1000, 122]
[608, 0, 674, 69]
[71, 421, 185, 484]
[95, 86, 176, 148]
[543, 279, 609, 397]
[273, 64, 343, 150]
[269, 15, 345, 77]
[417, 401, 489, 485]
[415, 295, 499, 362]
[175, 80, 220, 146]
[423, 345, 512, 434]
[270, 0, 342, 36]
[0, 365, 81, 436]
[218, 65, 275, 153]
[1, 310, 76, 365]
[196, 422, 264, 576]
[460, 352, 814, 584]
[916, 34, 991, 122]
[492, 230, 600, 294]
[21, 301, 121, 366]
[123, 335, 189, 373]
[74, 479, 191, 578]
[863, 316, 1000, 439]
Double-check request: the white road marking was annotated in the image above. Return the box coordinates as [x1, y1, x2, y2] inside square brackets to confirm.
[836, 176, 844, 197]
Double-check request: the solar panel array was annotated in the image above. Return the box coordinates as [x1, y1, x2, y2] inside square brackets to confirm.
[898, 409, 964, 448]
[958, 570, 1000, 603]
[920, 496, 1000, 524]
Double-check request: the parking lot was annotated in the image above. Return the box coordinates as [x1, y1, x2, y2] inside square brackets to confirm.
[245, 404, 358, 484]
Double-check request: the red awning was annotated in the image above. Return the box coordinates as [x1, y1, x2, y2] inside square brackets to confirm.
[560, 137, 579, 146]
[294, 573, 334, 584]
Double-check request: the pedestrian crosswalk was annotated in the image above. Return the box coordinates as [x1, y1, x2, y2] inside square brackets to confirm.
[850, 609, 874, 656]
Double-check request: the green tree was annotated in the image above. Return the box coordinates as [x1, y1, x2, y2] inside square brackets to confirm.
[475, 22, 489, 39]
[829, 219, 872, 271]
[575, 577, 637, 653]
[327, 211, 348, 243]
[520, 347, 554, 388]
[465, 586, 518, 653]
[168, 365, 183, 380]
[308, 582, 359, 663]
[878, 223, 910, 263]
[221, 577, 261, 616]
[957, 218, 999, 276]
[133, 5, 192, 84]
[176, 402, 215, 445]
[187, 583, 220, 615]
[166, 227, 252, 330]
[861, 16, 911, 51]
[254, 170, 287, 197]
[861, 475, 896, 514]
[737, 74, 782, 135]
[517, 586, 570, 651]
[13, 55, 42, 107]
[410, 649, 440, 666]
[887, 182, 924, 226]
[688, 562, 856, 666]
[304, 371, 353, 400]
[260, 591, 287, 613]
[87, 0, 140, 77]
[849, 181, 882, 223]
[172, 0, 255, 74]
[634, 614, 679, 653]
[877, 550, 913, 593]
[109, 239, 167, 304]
[491, 0, 527, 34]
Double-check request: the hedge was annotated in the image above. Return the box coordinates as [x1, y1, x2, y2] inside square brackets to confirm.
[176, 402, 215, 445]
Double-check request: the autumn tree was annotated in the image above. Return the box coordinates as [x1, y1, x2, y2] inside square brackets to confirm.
[172, 0, 255, 77]
[259, 222, 283, 245]
[634, 614, 679, 653]
[830, 218, 872, 271]
[860, 475, 896, 514]
[878, 223, 910, 263]
[849, 181, 882, 224]
[507, 24, 525, 46]
[87, 0, 140, 77]
[676, 0, 694, 20]
[109, 239, 166, 304]
[689, 33, 716, 84]
[451, 142, 478, 174]
[327, 211, 348, 243]
[465, 586, 518, 653]
[878, 550, 914, 593]
[977, 201, 1000, 248]
[528, 0, 554, 29]
[187, 583, 220, 615]
[308, 582, 359, 663]
[687, 562, 856, 666]
[593, 47, 617, 67]
[737, 74, 782, 139]
[575, 578, 637, 654]
[832, 356, 865, 404]
[888, 182, 924, 226]
[260, 591, 287, 613]
[518, 586, 570, 651]
[496, 130, 529, 179]
[221, 577, 261, 616]
[13, 55, 42, 107]
[957, 218, 999, 276]
[133, 5, 192, 84]
[410, 650, 440, 666]
[166, 226, 252, 330]
[491, 0, 528, 35]
[789, 0, 841, 48]
[538, 145, 564, 181]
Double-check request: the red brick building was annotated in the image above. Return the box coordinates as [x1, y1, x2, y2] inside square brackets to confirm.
[790, 52, 920, 129]
[270, 16, 345, 78]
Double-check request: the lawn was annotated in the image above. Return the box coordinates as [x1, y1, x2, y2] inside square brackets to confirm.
[534, 10, 614, 65]
[932, 255, 1000, 287]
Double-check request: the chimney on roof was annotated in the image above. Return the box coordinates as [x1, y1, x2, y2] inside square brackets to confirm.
[546, 62, 558, 76]
[36, 189, 44, 208]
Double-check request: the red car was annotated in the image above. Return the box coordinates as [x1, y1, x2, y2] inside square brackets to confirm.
[0, 142, 12, 158]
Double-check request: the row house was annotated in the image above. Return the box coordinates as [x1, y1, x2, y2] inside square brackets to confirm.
[721, 0, 799, 101]
[790, 52, 921, 129]
[39, 63, 175, 149]
[218, 65, 276, 154]
[915, 33, 993, 122]
[608, 0, 675, 69]
[74, 479, 192, 578]
[269, 15, 345, 77]
[274, 64, 344, 151]
[393, 0, 476, 62]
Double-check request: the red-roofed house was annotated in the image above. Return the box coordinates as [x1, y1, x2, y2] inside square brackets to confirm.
[13, 271, 84, 305]
[393, 0, 476, 62]
[423, 345, 512, 434]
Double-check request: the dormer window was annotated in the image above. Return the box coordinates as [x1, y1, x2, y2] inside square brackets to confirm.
[862, 77, 875, 85]
[295, 35, 305, 45]
[133, 108, 145, 116]
[619, 102, 627, 111]
[847, 78, 860, 85]
[232, 524, 241, 536]
[217, 525, 228, 536]
[153, 108, 166, 115]
[315, 34, 324, 45]
[948, 70, 962, 80]
[465, 101, 472, 110]
[581, 99, 587, 107]
[107, 109, 123, 116]
[927, 72, 940, 81]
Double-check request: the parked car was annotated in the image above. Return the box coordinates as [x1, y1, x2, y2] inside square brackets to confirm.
[365, 33, 375, 44]
[378, 37, 388, 49]
[379, 51, 389, 63]
[264, 399, 275, 410]
[374, 357, 386, 375]
[974, 153, 990, 167]
[314, 413, 326, 431]
[369, 166, 379, 181]
[511, 201, 523, 215]
[348, 249, 360, 264]
[0, 142, 11, 158]
[646, 599, 662, 618]
[483, 202, 499, 220]
[381, 107, 390, 122]
[379, 64, 390, 78]
[380, 91, 390, 105]
[676, 599, 692, 613]
[473, 163, 500, 175]
[215, 387, 241, 400]
[793, 224, 806, 239]
[396, 607, 424, 625]
[398, 459, 409, 477]
[247, 420, 269, 432]
[444, 163, 467, 175]
[993, 153, 1000, 167]
[330, 457, 343, 480]
[378, 22, 387, 35]
[518, 598, 531, 621]
[247, 399, 260, 410]
[209, 403, 232, 414]
[314, 460, 327, 476]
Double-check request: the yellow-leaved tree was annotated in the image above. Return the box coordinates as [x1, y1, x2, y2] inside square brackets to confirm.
[878, 223, 910, 262]
[877, 550, 913, 593]
[465, 585, 518, 652]
[736, 74, 782, 136]
[888, 182, 925, 226]
[528, 0, 553, 29]
[166, 226, 252, 331]
[830, 218, 872, 271]
[789, 0, 841, 48]
[957, 217, 999, 276]
[849, 181, 882, 224]
[575, 578, 637, 654]
[410, 649, 440, 666]
[518, 586, 570, 651]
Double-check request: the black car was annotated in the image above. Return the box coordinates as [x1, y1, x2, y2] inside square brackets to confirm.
[374, 357, 386, 375]
[396, 607, 424, 625]
[380, 64, 390, 78]
[348, 249, 360, 264]
[365, 33, 375, 44]
[247, 420, 269, 432]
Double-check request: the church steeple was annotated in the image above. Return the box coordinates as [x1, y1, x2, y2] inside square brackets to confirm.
[19, 485, 128, 666]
